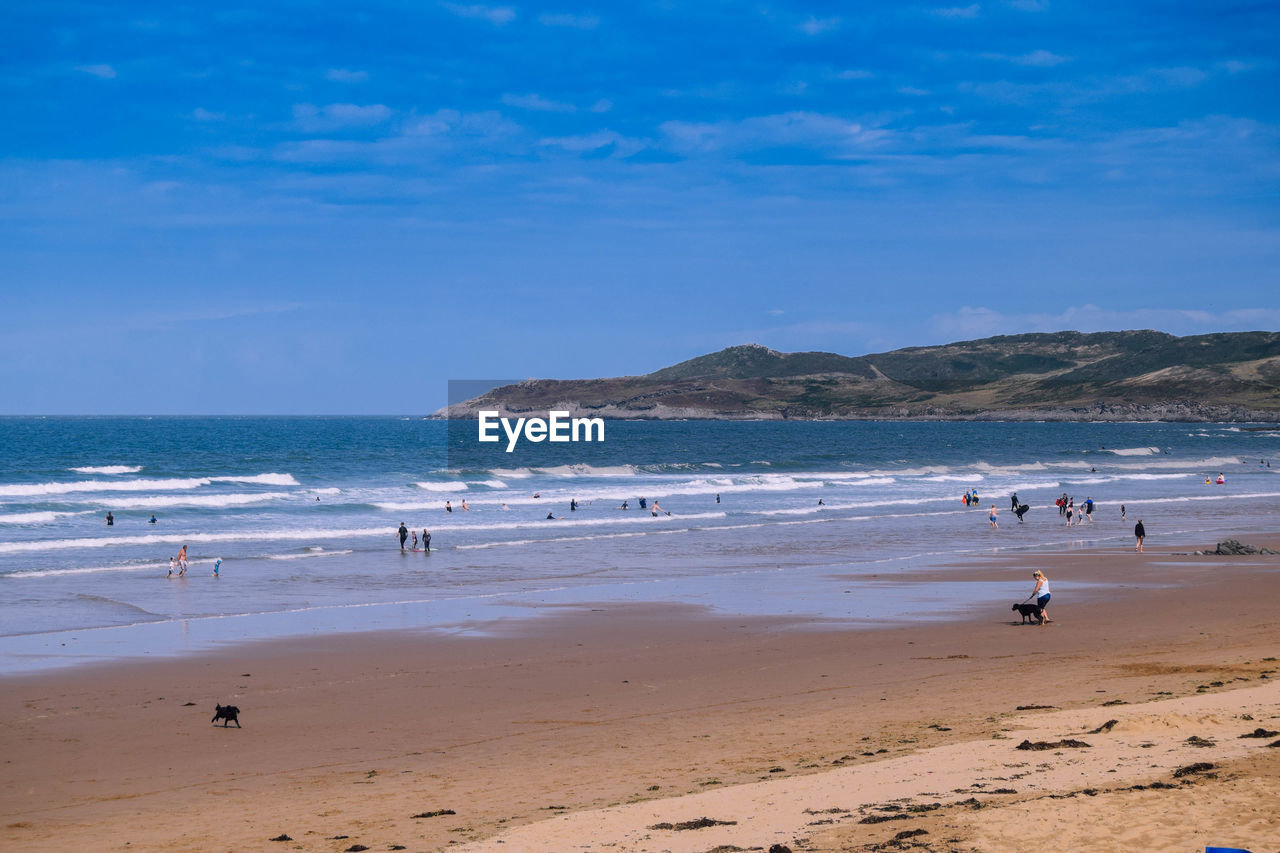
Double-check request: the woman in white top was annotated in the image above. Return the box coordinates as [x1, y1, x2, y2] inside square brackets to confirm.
[1026, 570, 1051, 624]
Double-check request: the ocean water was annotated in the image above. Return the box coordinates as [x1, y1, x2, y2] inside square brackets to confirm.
[1, 417, 1278, 673]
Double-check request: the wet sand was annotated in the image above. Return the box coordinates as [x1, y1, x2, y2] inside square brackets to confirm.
[2, 541, 1278, 852]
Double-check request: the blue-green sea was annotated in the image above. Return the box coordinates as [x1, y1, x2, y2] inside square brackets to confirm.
[2, 418, 1278, 673]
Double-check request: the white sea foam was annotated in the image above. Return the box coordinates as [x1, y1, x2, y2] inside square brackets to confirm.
[267, 549, 354, 561]
[0, 477, 212, 497]
[489, 468, 534, 479]
[0, 472, 297, 497]
[0, 510, 83, 524]
[414, 481, 469, 492]
[92, 492, 293, 510]
[308, 487, 341, 495]
[535, 464, 637, 478]
[474, 479, 508, 489]
[68, 465, 142, 475]
[211, 473, 300, 486]
[1104, 446, 1161, 456]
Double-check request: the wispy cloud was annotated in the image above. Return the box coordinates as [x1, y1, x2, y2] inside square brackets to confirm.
[293, 103, 393, 132]
[799, 16, 841, 35]
[193, 107, 226, 121]
[982, 49, 1070, 67]
[1006, 0, 1048, 10]
[440, 2, 516, 25]
[539, 12, 599, 29]
[326, 68, 369, 83]
[75, 64, 117, 79]
[931, 305, 1280, 340]
[659, 111, 891, 156]
[501, 92, 576, 112]
[931, 4, 980, 19]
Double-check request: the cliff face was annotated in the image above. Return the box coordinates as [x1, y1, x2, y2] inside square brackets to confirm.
[442, 332, 1280, 422]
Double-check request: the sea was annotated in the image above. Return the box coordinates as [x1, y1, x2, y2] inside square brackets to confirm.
[2, 417, 1278, 674]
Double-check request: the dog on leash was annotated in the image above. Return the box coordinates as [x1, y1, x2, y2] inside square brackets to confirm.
[1012, 602, 1043, 624]
[1014, 503, 1030, 521]
[211, 704, 241, 727]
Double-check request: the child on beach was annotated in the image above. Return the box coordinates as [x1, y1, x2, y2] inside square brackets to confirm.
[411, 531, 418, 550]
[168, 557, 175, 577]
[213, 558, 221, 577]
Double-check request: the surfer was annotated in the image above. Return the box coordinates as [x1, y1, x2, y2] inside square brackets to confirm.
[213, 558, 222, 577]
[422, 529, 431, 551]
[1010, 492, 1019, 511]
[446, 501, 452, 513]
[460, 499, 470, 511]
[818, 498, 825, 506]
[570, 498, 577, 512]
[715, 493, 720, 504]
[398, 522, 409, 550]
[105, 511, 114, 526]
[149, 514, 157, 524]
[619, 500, 629, 509]
[638, 497, 647, 509]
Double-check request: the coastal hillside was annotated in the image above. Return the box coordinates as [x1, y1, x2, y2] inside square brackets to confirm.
[443, 330, 1280, 421]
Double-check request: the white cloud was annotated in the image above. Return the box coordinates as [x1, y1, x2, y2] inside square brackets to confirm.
[440, 2, 516, 25]
[501, 92, 576, 112]
[1006, 0, 1048, 10]
[799, 16, 841, 35]
[898, 86, 931, 96]
[931, 4, 980, 18]
[835, 69, 873, 80]
[982, 49, 1069, 66]
[659, 111, 891, 156]
[539, 130, 642, 157]
[193, 107, 226, 121]
[931, 305, 1280, 341]
[590, 98, 613, 113]
[538, 12, 599, 29]
[75, 64, 117, 79]
[327, 68, 369, 83]
[293, 103, 393, 132]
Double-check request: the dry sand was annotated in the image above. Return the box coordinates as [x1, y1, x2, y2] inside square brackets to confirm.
[2, 543, 1278, 852]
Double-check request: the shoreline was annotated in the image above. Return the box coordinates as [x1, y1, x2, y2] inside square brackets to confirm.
[3, 520, 1275, 677]
[2, 535, 1278, 851]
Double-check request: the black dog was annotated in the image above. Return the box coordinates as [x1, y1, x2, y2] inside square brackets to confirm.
[1012, 602, 1043, 624]
[211, 704, 241, 727]
[1014, 504, 1030, 521]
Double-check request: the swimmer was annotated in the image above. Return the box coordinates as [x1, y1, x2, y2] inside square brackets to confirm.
[446, 501, 453, 512]
[149, 514, 157, 524]
[460, 499, 470, 511]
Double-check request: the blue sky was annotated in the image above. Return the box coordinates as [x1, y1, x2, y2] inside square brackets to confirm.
[2, 1, 1277, 413]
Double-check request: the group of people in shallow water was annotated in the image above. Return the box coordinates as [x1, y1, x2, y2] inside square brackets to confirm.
[397, 523, 431, 551]
[164, 544, 221, 577]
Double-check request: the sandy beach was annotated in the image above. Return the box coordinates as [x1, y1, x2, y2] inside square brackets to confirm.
[3, 540, 1278, 852]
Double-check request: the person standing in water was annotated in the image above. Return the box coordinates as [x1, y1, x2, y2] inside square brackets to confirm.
[988, 505, 998, 528]
[1010, 492, 1019, 511]
[398, 522, 409, 550]
[445, 501, 452, 513]
[177, 544, 188, 576]
[1121, 504, 1126, 521]
[213, 558, 222, 577]
[422, 529, 430, 551]
[105, 511, 114, 526]
[411, 530, 418, 550]
[168, 557, 176, 577]
[1134, 519, 1146, 552]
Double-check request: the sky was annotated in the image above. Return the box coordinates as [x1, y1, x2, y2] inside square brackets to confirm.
[1, 1, 1278, 414]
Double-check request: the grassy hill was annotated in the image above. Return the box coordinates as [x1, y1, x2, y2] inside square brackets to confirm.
[443, 331, 1280, 421]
